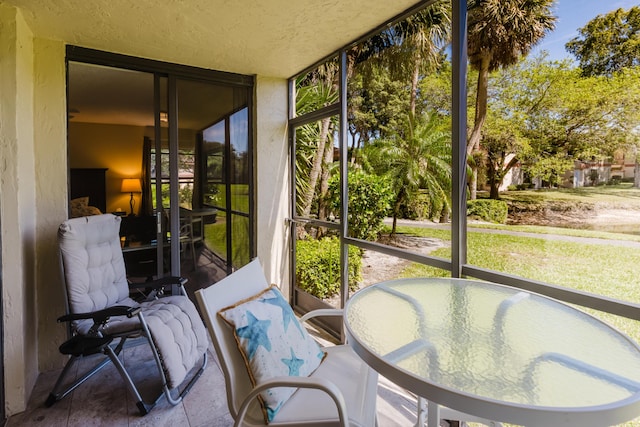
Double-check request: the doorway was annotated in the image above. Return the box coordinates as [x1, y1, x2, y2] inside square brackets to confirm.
[66, 47, 254, 295]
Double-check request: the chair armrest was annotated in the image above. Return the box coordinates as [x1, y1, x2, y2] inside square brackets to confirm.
[299, 308, 343, 324]
[128, 276, 188, 290]
[234, 376, 348, 427]
[57, 305, 141, 323]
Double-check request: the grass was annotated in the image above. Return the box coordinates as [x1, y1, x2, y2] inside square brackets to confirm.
[396, 225, 640, 339]
[497, 183, 640, 205]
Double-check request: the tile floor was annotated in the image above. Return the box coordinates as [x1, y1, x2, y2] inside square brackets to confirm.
[6, 338, 426, 427]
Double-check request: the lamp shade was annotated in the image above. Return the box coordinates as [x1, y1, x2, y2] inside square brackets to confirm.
[121, 178, 142, 193]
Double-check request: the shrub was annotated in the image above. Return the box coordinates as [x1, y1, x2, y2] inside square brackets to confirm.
[296, 237, 362, 299]
[400, 192, 432, 220]
[327, 171, 393, 240]
[467, 199, 508, 224]
[608, 176, 622, 185]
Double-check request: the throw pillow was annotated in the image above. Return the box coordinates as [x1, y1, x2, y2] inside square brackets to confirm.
[70, 197, 89, 209]
[218, 285, 326, 423]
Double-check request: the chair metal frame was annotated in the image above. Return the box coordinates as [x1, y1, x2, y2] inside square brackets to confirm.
[46, 215, 207, 415]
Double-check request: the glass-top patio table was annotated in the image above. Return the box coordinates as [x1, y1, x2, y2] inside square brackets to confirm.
[344, 277, 640, 427]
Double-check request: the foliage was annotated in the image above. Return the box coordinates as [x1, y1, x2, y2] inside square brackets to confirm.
[465, 0, 556, 199]
[294, 69, 340, 219]
[365, 112, 452, 233]
[566, 6, 640, 77]
[295, 237, 362, 299]
[481, 107, 527, 198]
[467, 0, 556, 73]
[467, 199, 508, 224]
[347, 67, 412, 149]
[326, 171, 394, 241]
[527, 153, 574, 188]
[399, 191, 433, 220]
[484, 55, 640, 191]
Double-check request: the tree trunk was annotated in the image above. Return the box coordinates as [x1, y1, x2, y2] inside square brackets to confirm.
[409, 55, 421, 117]
[318, 128, 335, 221]
[489, 178, 500, 199]
[469, 169, 478, 200]
[439, 207, 450, 223]
[390, 190, 405, 236]
[467, 55, 490, 200]
[300, 117, 331, 217]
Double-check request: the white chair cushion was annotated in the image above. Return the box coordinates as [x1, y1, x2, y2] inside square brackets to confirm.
[218, 285, 326, 423]
[59, 215, 129, 312]
[274, 345, 379, 426]
[144, 295, 209, 388]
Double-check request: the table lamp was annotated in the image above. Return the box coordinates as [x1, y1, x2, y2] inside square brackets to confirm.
[121, 178, 142, 216]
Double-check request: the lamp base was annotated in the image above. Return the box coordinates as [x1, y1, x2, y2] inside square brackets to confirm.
[129, 193, 135, 216]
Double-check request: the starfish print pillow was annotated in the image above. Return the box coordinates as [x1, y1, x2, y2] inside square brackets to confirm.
[218, 285, 326, 423]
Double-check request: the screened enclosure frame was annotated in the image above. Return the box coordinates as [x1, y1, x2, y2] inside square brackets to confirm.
[287, 0, 640, 323]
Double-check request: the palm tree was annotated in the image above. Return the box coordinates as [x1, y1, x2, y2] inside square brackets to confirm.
[466, 0, 556, 199]
[366, 112, 451, 235]
[379, 1, 452, 117]
[345, 1, 451, 167]
[294, 66, 339, 220]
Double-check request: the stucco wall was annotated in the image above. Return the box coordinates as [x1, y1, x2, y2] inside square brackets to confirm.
[255, 76, 290, 294]
[0, 4, 39, 415]
[33, 36, 70, 375]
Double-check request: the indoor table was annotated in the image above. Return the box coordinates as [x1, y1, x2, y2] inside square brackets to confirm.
[344, 277, 640, 427]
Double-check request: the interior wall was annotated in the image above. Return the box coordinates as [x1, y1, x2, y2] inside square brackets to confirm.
[0, 4, 38, 415]
[254, 76, 290, 294]
[68, 122, 146, 215]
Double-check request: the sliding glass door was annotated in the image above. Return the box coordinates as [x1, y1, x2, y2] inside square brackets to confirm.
[66, 47, 254, 296]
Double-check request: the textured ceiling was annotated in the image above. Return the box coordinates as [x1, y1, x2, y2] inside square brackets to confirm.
[7, 0, 421, 78]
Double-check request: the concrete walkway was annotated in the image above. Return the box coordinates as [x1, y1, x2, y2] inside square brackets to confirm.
[387, 218, 640, 248]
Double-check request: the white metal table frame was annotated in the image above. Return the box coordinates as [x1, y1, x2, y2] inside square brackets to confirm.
[344, 277, 640, 427]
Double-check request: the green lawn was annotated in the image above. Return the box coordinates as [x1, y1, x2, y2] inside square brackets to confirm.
[498, 183, 640, 205]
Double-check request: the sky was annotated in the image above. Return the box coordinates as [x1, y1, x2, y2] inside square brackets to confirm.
[530, 0, 640, 62]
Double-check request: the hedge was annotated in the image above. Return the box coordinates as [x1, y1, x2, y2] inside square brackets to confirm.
[296, 237, 362, 299]
[467, 199, 508, 224]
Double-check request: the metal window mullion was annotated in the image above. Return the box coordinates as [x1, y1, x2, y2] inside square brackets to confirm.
[289, 103, 340, 128]
[451, 0, 468, 278]
[225, 117, 233, 268]
[153, 74, 164, 278]
[339, 50, 349, 312]
[168, 75, 181, 277]
[288, 78, 297, 302]
[463, 265, 640, 320]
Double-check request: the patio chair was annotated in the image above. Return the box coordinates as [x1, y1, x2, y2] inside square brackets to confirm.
[195, 258, 379, 426]
[46, 214, 209, 415]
